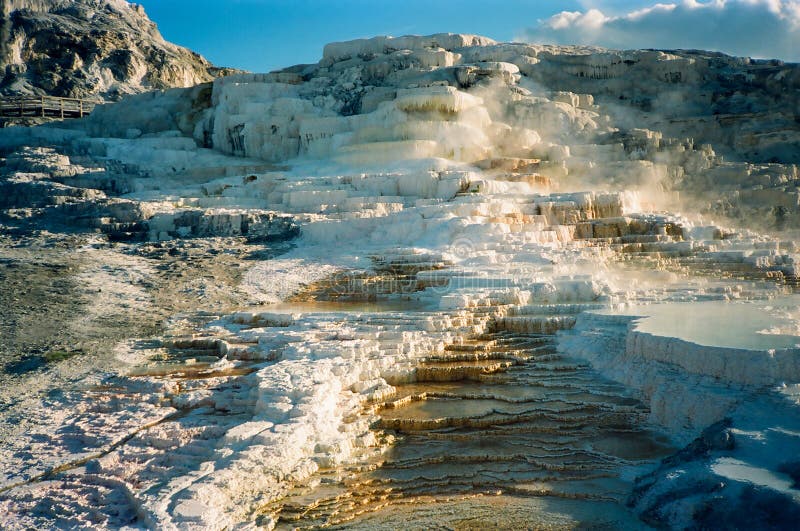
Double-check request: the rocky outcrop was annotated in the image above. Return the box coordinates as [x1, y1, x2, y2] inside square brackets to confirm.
[522, 47, 800, 163]
[188, 35, 798, 229]
[0, 0, 237, 100]
[196, 36, 798, 166]
[0, 146, 300, 242]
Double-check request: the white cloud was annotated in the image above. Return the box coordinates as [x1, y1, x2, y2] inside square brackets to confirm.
[522, 0, 800, 61]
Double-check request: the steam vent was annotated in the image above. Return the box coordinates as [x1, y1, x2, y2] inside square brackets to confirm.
[1, 4, 800, 529]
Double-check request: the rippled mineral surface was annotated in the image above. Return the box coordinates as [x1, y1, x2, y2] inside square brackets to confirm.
[2, 32, 800, 529]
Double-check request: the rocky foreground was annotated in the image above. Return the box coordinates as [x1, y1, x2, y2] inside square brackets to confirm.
[1, 33, 800, 529]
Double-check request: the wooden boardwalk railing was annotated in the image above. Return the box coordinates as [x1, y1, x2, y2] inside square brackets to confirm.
[0, 96, 103, 119]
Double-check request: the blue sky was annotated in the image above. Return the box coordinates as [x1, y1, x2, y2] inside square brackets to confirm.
[137, 1, 800, 71]
[134, 1, 622, 71]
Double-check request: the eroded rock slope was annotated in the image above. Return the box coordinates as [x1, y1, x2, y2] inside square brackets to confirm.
[0, 0, 236, 100]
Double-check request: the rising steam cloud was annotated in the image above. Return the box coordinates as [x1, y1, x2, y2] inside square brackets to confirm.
[522, 0, 800, 61]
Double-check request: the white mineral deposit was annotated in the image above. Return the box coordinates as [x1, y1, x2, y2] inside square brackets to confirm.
[1, 1, 799, 529]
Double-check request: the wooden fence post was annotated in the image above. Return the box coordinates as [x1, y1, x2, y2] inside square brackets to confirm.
[0, 96, 96, 120]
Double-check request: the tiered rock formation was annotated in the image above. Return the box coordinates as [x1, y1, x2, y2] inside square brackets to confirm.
[0, 33, 799, 529]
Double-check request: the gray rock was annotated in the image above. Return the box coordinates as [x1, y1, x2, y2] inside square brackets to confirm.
[0, 0, 241, 100]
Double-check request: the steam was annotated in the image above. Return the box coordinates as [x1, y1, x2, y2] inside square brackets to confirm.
[465, 78, 683, 216]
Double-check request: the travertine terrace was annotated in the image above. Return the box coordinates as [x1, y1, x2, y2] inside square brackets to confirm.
[1, 31, 799, 529]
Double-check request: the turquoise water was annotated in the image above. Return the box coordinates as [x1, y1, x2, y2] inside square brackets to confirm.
[598, 296, 800, 351]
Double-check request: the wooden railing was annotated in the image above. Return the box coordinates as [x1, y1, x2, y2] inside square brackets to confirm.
[0, 96, 103, 119]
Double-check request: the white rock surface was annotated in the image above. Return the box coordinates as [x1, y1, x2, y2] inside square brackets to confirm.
[1, 32, 799, 529]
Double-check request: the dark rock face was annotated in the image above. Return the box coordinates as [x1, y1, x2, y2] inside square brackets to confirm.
[629, 418, 800, 529]
[0, 0, 238, 100]
[777, 461, 800, 490]
[693, 485, 800, 531]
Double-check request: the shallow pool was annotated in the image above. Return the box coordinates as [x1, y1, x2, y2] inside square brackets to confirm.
[597, 296, 800, 350]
